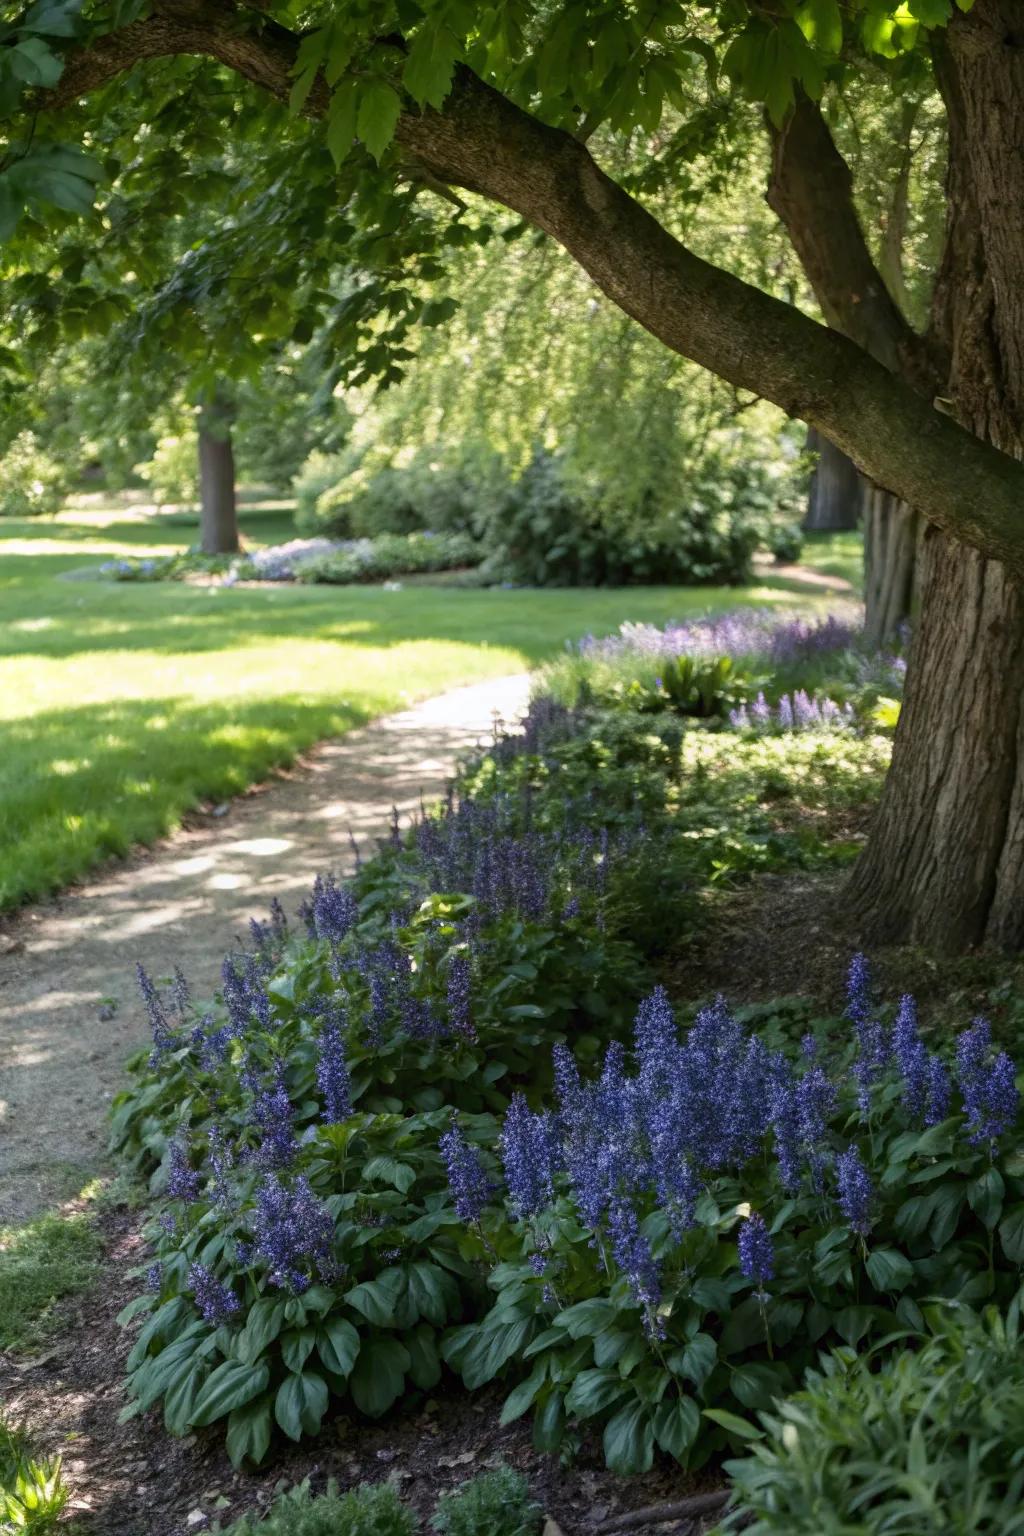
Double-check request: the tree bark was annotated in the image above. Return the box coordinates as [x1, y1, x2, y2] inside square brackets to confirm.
[804, 429, 863, 533]
[862, 487, 918, 647]
[197, 389, 239, 555]
[848, 0, 1024, 948]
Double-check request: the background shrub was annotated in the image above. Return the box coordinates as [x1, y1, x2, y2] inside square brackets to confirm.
[721, 1297, 1024, 1535]
[135, 431, 199, 508]
[0, 431, 69, 517]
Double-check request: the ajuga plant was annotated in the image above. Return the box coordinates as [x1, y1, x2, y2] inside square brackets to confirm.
[113, 700, 671, 1466]
[441, 957, 1024, 1475]
[720, 1295, 1024, 1535]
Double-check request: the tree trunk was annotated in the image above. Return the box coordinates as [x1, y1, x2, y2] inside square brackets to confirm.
[803, 429, 863, 533]
[849, 0, 1024, 949]
[198, 390, 239, 555]
[862, 487, 918, 647]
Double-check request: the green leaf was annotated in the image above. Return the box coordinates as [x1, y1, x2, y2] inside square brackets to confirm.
[653, 1396, 700, 1460]
[702, 1407, 764, 1440]
[350, 1337, 410, 1417]
[1000, 1203, 1024, 1264]
[403, 24, 461, 109]
[356, 80, 402, 164]
[555, 1298, 618, 1339]
[444, 1318, 534, 1390]
[226, 1395, 273, 1468]
[532, 1388, 564, 1453]
[406, 1323, 442, 1389]
[565, 1368, 630, 1419]
[835, 1306, 874, 1347]
[669, 1332, 717, 1388]
[345, 1272, 403, 1327]
[317, 1316, 360, 1379]
[603, 1399, 654, 1475]
[407, 1261, 459, 1325]
[236, 1298, 286, 1366]
[275, 1370, 329, 1441]
[281, 1326, 317, 1373]
[731, 1362, 787, 1411]
[865, 1248, 915, 1293]
[795, 0, 842, 54]
[290, 28, 327, 114]
[189, 1360, 270, 1428]
[327, 79, 359, 167]
[363, 1155, 417, 1193]
[968, 1166, 1005, 1230]
[500, 1363, 548, 1425]
[163, 1362, 207, 1437]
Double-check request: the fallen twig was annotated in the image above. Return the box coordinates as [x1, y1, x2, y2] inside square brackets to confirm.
[594, 1490, 731, 1534]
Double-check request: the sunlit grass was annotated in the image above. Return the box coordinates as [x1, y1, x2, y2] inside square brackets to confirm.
[0, 502, 840, 909]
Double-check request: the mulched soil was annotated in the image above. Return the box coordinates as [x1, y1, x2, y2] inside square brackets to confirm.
[1, 1208, 724, 1536]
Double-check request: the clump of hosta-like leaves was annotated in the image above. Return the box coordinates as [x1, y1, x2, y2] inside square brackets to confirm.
[720, 1294, 1024, 1535]
[115, 703, 659, 1465]
[441, 958, 1024, 1475]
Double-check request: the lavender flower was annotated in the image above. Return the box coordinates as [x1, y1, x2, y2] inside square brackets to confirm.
[608, 1196, 661, 1312]
[189, 1263, 240, 1325]
[310, 873, 358, 945]
[836, 1146, 873, 1236]
[249, 1174, 338, 1292]
[248, 1061, 296, 1168]
[137, 963, 174, 1058]
[892, 994, 928, 1121]
[446, 952, 474, 1041]
[440, 1118, 492, 1222]
[315, 1015, 351, 1124]
[738, 1213, 774, 1287]
[925, 1056, 951, 1125]
[167, 1136, 200, 1202]
[501, 1095, 557, 1219]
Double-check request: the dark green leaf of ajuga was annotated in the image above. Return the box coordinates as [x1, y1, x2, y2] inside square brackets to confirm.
[565, 1368, 630, 1419]
[720, 1297, 769, 1355]
[226, 1394, 273, 1468]
[445, 1318, 534, 1391]
[999, 1203, 1024, 1265]
[603, 1399, 655, 1475]
[500, 1363, 549, 1425]
[344, 1271, 403, 1327]
[275, 1369, 329, 1441]
[241, 1298, 290, 1357]
[350, 1337, 410, 1417]
[281, 1326, 318, 1373]
[406, 1323, 442, 1389]
[835, 1305, 874, 1348]
[731, 1362, 789, 1411]
[968, 1166, 1005, 1230]
[163, 1362, 208, 1437]
[865, 1247, 915, 1293]
[667, 1332, 717, 1388]
[556, 1298, 619, 1339]
[532, 1389, 565, 1453]
[190, 1360, 270, 1428]
[653, 1397, 700, 1460]
[406, 1261, 459, 1325]
[317, 1316, 360, 1378]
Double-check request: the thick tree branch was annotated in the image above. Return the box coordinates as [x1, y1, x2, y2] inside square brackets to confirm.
[766, 89, 941, 393]
[39, 4, 1024, 570]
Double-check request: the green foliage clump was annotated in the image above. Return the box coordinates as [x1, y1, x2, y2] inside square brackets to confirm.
[722, 1298, 1024, 1535]
[0, 1207, 103, 1352]
[135, 431, 199, 508]
[219, 1478, 413, 1536]
[294, 451, 356, 528]
[445, 977, 1024, 1475]
[476, 449, 761, 588]
[431, 1464, 541, 1536]
[0, 432, 68, 518]
[0, 1418, 68, 1533]
[294, 531, 479, 584]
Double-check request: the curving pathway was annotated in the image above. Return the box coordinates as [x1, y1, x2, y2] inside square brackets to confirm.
[0, 674, 531, 1226]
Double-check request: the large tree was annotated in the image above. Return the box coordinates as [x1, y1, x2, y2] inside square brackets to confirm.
[5, 0, 1024, 948]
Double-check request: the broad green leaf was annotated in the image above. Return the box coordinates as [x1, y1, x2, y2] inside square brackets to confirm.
[189, 1360, 270, 1428]
[406, 1261, 459, 1325]
[236, 1298, 287, 1366]
[603, 1399, 654, 1475]
[356, 80, 402, 164]
[327, 80, 359, 167]
[349, 1337, 410, 1417]
[317, 1316, 360, 1378]
[653, 1396, 700, 1460]
[968, 1166, 1005, 1230]
[565, 1368, 630, 1419]
[226, 1395, 273, 1468]
[406, 1323, 442, 1389]
[280, 1326, 317, 1373]
[275, 1369, 329, 1440]
[703, 1407, 764, 1440]
[999, 1203, 1024, 1265]
[403, 24, 461, 109]
[500, 1362, 548, 1425]
[866, 1247, 915, 1293]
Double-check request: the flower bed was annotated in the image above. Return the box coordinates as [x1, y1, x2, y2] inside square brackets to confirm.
[110, 655, 929, 1483]
[103, 530, 481, 586]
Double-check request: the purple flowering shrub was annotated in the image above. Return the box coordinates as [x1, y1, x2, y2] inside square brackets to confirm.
[441, 959, 1024, 1475]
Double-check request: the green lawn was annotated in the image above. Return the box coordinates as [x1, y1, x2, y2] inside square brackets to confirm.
[801, 529, 864, 591]
[0, 501, 848, 910]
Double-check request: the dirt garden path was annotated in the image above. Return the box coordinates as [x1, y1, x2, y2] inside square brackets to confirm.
[0, 674, 531, 1228]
